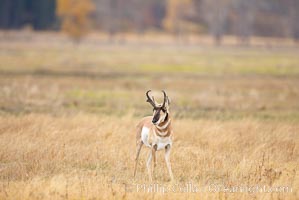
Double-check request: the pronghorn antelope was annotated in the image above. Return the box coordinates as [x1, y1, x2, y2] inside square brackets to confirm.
[134, 90, 174, 181]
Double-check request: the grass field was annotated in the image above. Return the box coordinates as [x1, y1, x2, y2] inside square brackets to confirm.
[0, 33, 298, 199]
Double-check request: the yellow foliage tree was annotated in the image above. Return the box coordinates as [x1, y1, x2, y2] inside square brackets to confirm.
[163, 0, 192, 35]
[56, 0, 95, 42]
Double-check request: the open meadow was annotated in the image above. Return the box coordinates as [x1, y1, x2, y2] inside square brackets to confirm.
[0, 33, 299, 199]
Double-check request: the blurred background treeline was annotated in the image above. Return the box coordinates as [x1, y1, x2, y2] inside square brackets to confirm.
[1, 0, 299, 119]
[0, 0, 299, 44]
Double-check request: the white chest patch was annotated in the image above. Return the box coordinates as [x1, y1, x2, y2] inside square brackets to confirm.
[155, 136, 172, 150]
[141, 126, 172, 151]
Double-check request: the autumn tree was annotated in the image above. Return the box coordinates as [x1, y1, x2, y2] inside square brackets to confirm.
[56, 0, 95, 42]
[200, 0, 232, 45]
[288, 0, 299, 41]
[231, 0, 257, 46]
[163, 0, 193, 40]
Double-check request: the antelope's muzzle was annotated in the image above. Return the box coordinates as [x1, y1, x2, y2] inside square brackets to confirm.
[152, 112, 160, 124]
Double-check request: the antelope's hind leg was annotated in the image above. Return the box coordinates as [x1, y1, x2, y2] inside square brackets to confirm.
[134, 140, 143, 178]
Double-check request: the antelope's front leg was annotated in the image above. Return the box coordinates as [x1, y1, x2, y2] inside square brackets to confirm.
[165, 144, 174, 181]
[152, 144, 157, 179]
[146, 150, 153, 182]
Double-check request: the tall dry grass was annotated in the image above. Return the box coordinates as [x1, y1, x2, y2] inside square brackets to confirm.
[0, 114, 298, 199]
[0, 33, 298, 199]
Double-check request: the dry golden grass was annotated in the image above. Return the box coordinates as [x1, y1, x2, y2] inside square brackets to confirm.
[0, 114, 298, 200]
[0, 32, 299, 199]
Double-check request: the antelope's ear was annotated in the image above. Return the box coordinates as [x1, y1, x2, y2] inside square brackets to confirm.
[167, 96, 171, 105]
[163, 97, 170, 112]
